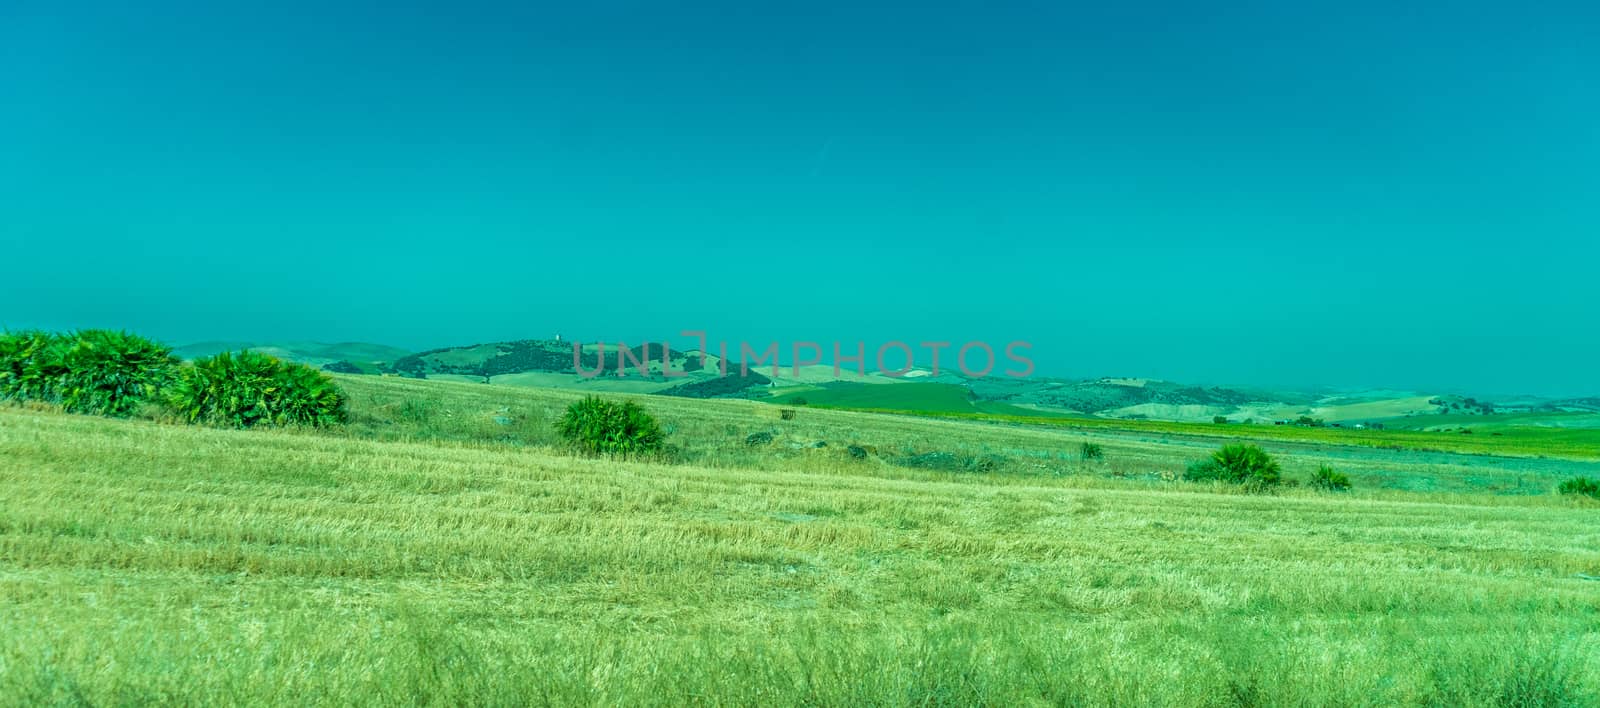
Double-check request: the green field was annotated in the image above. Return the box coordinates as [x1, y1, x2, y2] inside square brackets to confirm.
[4, 375, 1600, 705]
[811, 406, 1600, 461]
[771, 381, 1073, 418]
[1386, 411, 1600, 432]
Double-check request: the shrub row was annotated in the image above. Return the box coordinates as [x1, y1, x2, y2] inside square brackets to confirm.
[1, 330, 174, 417]
[0, 330, 346, 429]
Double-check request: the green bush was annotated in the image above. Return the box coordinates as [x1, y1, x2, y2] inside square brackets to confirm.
[0, 330, 70, 403]
[167, 351, 348, 428]
[1557, 476, 1600, 500]
[557, 396, 665, 456]
[1, 330, 174, 417]
[1184, 443, 1281, 489]
[1308, 464, 1352, 491]
[1080, 441, 1104, 460]
[57, 330, 176, 417]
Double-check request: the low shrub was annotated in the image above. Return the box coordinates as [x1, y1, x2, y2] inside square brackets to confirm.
[1558, 476, 1600, 500]
[167, 351, 348, 428]
[1184, 443, 1281, 489]
[0, 330, 70, 403]
[57, 330, 176, 417]
[1, 330, 174, 417]
[1308, 464, 1352, 491]
[556, 396, 664, 456]
[1080, 442, 1105, 461]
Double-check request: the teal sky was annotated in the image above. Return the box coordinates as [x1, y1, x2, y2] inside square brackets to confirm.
[3, 1, 1597, 395]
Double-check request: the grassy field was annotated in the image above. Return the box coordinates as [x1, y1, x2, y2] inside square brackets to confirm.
[1386, 411, 1600, 432]
[770, 382, 1072, 418]
[819, 406, 1600, 461]
[4, 376, 1600, 705]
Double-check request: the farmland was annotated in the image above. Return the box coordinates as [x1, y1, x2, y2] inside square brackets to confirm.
[3, 374, 1600, 705]
[826, 406, 1600, 461]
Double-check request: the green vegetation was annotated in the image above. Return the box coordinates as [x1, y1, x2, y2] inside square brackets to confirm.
[1558, 476, 1600, 500]
[3, 387, 1599, 705]
[1184, 443, 1282, 489]
[826, 406, 1600, 460]
[771, 382, 1067, 418]
[556, 396, 665, 456]
[1080, 441, 1104, 460]
[1309, 464, 1353, 491]
[0, 330, 71, 402]
[56, 330, 177, 417]
[5, 330, 349, 429]
[659, 371, 771, 398]
[0, 329, 174, 417]
[167, 351, 348, 428]
[320, 360, 368, 374]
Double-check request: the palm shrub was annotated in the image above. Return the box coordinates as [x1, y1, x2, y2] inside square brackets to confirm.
[557, 396, 664, 456]
[1558, 476, 1600, 500]
[1308, 464, 1352, 491]
[0, 330, 71, 402]
[1184, 443, 1282, 489]
[168, 351, 348, 428]
[56, 330, 176, 417]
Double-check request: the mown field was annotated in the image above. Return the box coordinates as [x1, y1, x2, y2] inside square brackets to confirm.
[3, 375, 1600, 705]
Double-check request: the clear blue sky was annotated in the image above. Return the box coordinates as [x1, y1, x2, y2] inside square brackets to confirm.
[2, 1, 1596, 395]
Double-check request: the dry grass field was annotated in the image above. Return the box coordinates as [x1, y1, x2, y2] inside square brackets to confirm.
[3, 375, 1599, 705]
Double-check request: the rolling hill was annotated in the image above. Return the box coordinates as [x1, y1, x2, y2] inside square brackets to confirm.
[177, 338, 1600, 433]
[172, 341, 413, 369]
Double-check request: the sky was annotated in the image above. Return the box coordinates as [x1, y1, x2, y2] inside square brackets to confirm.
[2, 1, 1597, 395]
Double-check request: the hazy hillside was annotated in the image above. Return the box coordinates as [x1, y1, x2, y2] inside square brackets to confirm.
[384, 339, 775, 398]
[180, 337, 1596, 430]
[173, 341, 412, 369]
